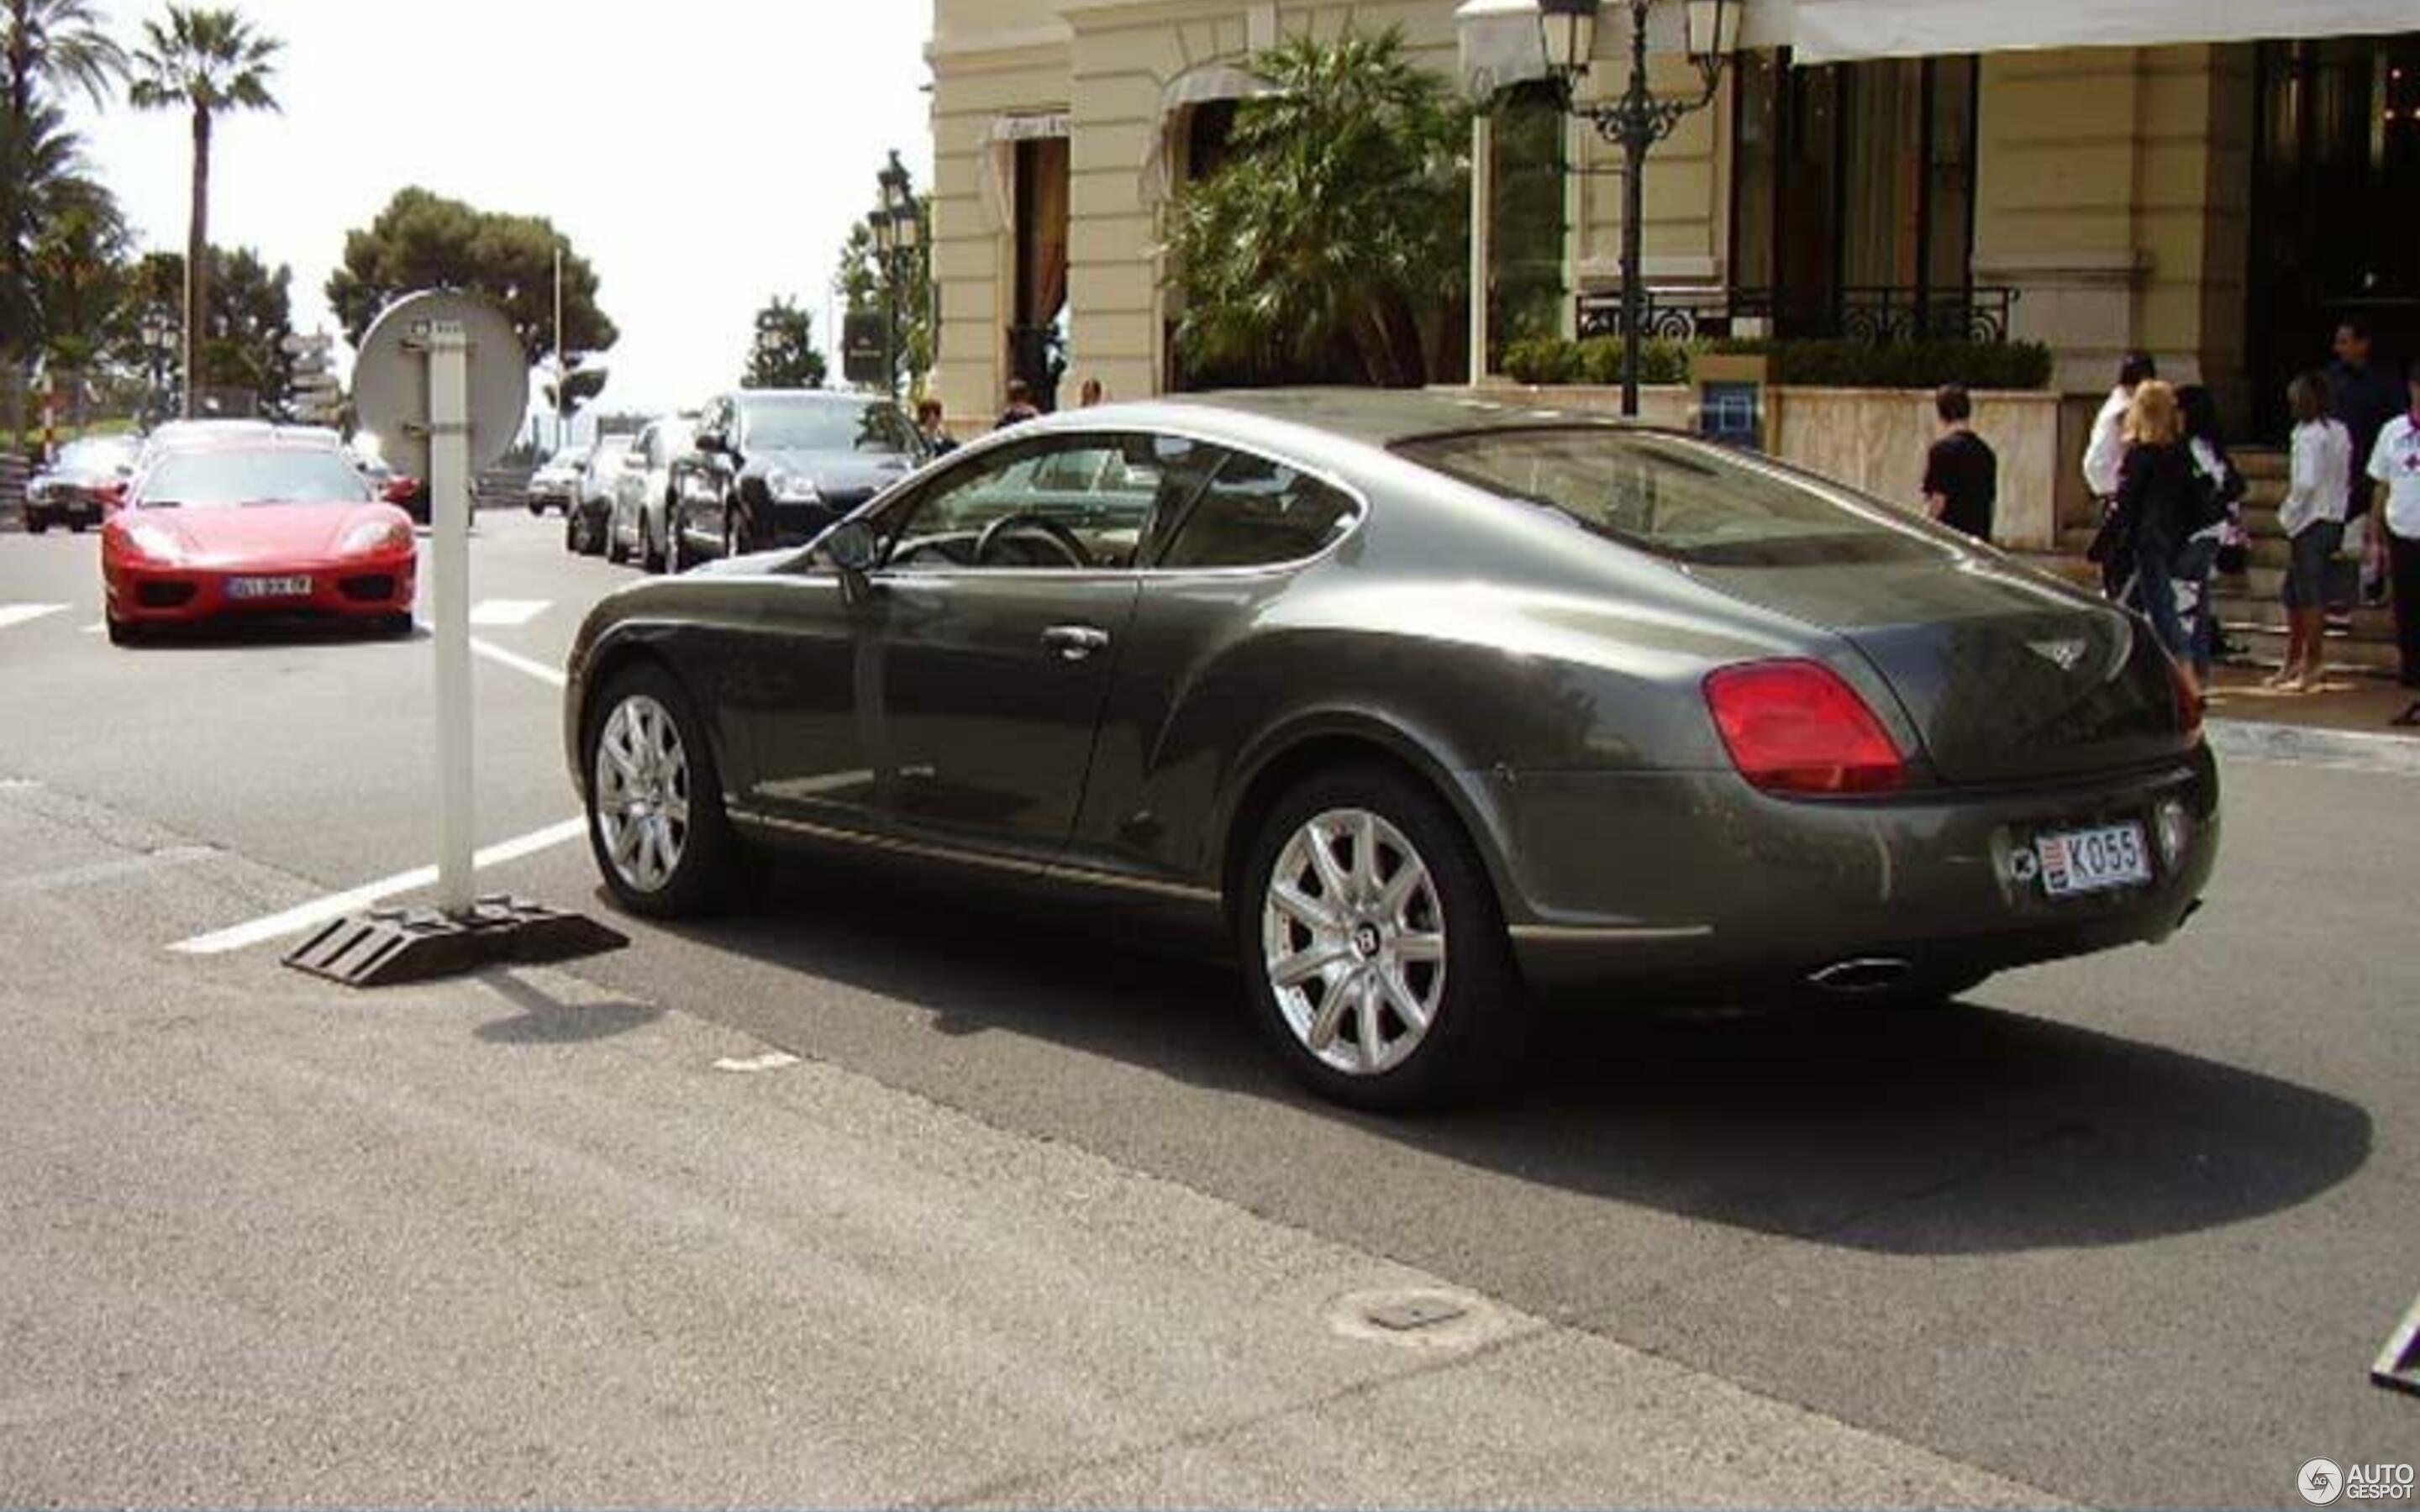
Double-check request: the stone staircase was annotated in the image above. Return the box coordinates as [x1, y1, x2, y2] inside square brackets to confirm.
[2035, 448, 2399, 678]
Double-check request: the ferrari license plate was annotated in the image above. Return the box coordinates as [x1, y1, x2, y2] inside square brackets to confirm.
[227, 575, 312, 600]
[2035, 822, 2151, 898]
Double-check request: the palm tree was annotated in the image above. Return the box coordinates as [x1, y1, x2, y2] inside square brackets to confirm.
[1164, 26, 1468, 388]
[6, 0, 124, 118]
[2, 0, 124, 361]
[127, 4, 278, 417]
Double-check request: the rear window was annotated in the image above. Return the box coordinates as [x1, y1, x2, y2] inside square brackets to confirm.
[1394, 428, 1940, 567]
[138, 448, 375, 509]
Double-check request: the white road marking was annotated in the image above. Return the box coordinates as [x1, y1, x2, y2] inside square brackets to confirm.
[79, 621, 103, 635]
[712, 1052, 802, 1074]
[470, 598, 551, 627]
[470, 636, 568, 690]
[168, 816, 588, 956]
[0, 603, 70, 631]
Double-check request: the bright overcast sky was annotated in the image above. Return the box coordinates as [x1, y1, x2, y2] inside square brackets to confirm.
[73, 0, 935, 424]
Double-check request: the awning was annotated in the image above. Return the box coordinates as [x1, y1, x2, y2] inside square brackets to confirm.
[1141, 63, 1281, 201]
[1457, 0, 1796, 95]
[1788, 0, 2420, 64]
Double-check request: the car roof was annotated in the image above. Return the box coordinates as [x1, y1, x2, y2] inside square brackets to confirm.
[1146, 387, 1628, 448]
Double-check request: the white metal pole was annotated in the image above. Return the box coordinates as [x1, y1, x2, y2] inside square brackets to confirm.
[426, 321, 476, 915]
[1469, 111, 1494, 388]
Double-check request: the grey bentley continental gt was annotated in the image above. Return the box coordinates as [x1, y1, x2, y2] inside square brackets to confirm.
[563, 389, 2218, 1110]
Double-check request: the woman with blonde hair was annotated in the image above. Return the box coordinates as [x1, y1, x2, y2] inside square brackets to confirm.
[2112, 378, 2205, 700]
[2274, 371, 2352, 690]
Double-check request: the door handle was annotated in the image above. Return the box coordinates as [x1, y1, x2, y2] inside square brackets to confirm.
[1040, 623, 1111, 661]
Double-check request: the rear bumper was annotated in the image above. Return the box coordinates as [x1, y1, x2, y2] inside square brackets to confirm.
[105, 553, 418, 625]
[1483, 747, 2220, 995]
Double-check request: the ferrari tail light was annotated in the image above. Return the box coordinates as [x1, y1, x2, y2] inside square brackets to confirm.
[1704, 659, 1907, 797]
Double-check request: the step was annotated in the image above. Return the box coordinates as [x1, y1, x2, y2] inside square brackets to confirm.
[2219, 623, 2402, 676]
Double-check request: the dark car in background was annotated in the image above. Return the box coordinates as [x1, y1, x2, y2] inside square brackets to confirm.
[24, 434, 139, 532]
[666, 390, 923, 568]
[562, 390, 2219, 1111]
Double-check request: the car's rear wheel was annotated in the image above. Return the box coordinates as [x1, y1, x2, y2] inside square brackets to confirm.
[1239, 765, 1528, 1111]
[584, 664, 734, 918]
[67, 519, 86, 533]
[26, 513, 49, 534]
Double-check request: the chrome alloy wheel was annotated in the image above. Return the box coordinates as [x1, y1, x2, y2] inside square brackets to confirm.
[1261, 808, 1448, 1077]
[593, 694, 692, 894]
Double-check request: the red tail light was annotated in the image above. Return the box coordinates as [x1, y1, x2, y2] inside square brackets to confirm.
[1704, 659, 1907, 796]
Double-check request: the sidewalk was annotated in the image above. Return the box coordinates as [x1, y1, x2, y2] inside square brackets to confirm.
[2205, 663, 2420, 737]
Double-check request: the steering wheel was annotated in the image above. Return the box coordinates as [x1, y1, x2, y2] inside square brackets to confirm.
[974, 511, 1091, 568]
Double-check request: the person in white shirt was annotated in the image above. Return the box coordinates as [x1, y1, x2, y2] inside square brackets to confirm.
[2370, 360, 2420, 718]
[2083, 352, 2159, 501]
[2274, 373, 2352, 692]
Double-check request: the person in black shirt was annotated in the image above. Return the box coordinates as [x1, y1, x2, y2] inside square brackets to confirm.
[1921, 384, 1996, 541]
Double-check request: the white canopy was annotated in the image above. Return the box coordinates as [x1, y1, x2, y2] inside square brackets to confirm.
[1786, 0, 2419, 64]
[1461, 0, 2417, 85]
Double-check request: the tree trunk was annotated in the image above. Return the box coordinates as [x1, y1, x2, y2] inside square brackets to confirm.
[182, 105, 210, 419]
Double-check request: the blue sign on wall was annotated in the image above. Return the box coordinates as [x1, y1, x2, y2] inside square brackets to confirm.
[1700, 381, 1765, 451]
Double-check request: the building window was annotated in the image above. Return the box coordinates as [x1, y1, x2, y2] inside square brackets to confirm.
[1010, 135, 1070, 410]
[1729, 50, 1977, 337]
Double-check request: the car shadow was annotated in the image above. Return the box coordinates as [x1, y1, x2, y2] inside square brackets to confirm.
[114, 618, 419, 649]
[616, 852, 2371, 1258]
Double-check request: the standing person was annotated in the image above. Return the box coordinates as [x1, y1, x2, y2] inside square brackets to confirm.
[2112, 379, 2203, 701]
[2084, 353, 2157, 597]
[1920, 384, 1996, 541]
[995, 378, 1042, 430]
[2328, 318, 2403, 601]
[915, 396, 957, 456]
[1076, 377, 1106, 408]
[2175, 385, 2245, 685]
[2368, 360, 2420, 720]
[2274, 373, 2352, 692]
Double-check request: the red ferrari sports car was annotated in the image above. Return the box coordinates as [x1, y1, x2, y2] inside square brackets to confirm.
[102, 438, 420, 644]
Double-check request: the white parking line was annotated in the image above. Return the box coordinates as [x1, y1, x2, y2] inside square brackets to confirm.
[470, 598, 551, 627]
[470, 636, 568, 690]
[0, 604, 70, 631]
[168, 816, 588, 956]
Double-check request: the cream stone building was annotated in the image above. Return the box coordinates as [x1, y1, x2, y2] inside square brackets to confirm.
[925, 1, 2418, 450]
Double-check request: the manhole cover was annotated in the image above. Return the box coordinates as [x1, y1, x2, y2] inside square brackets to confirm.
[1362, 1297, 1467, 1333]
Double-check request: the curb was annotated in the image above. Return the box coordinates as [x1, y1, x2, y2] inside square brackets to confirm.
[2207, 718, 2420, 776]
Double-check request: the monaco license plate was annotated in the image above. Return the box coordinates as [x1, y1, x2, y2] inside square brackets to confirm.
[2035, 822, 2151, 898]
[227, 575, 311, 600]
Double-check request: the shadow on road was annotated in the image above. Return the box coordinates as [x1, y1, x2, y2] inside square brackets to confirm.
[473, 967, 663, 1046]
[615, 851, 2370, 1258]
[108, 618, 418, 650]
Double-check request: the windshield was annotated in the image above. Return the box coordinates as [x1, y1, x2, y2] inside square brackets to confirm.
[138, 448, 376, 509]
[55, 438, 135, 472]
[742, 397, 920, 455]
[1394, 428, 1944, 568]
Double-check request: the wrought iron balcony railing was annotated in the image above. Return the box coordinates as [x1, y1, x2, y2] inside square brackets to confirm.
[1576, 285, 2021, 344]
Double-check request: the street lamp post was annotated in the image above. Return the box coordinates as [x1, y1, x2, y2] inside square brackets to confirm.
[1538, 0, 1736, 417]
[875, 150, 913, 400]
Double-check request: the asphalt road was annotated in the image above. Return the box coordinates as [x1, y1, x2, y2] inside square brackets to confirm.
[1, 511, 2411, 1507]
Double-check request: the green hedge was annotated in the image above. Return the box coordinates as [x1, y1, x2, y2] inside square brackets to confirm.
[1499, 334, 2053, 391]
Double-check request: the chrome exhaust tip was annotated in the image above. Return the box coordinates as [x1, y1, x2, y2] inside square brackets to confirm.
[1806, 957, 1915, 994]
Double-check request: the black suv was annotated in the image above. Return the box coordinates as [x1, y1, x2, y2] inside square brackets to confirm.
[666, 390, 925, 567]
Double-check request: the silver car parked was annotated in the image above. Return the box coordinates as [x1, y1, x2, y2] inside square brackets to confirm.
[605, 414, 697, 573]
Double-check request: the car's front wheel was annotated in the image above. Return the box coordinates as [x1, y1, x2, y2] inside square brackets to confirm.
[583, 664, 735, 918]
[1239, 764, 1529, 1111]
[25, 512, 49, 534]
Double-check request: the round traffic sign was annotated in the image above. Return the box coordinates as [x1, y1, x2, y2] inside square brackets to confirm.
[350, 290, 529, 480]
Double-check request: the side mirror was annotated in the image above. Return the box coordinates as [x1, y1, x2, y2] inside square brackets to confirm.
[822, 517, 880, 575]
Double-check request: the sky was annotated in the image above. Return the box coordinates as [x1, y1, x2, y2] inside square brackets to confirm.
[72, 0, 936, 430]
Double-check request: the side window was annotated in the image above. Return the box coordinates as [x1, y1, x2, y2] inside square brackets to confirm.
[1155, 452, 1358, 570]
[878, 433, 1220, 571]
